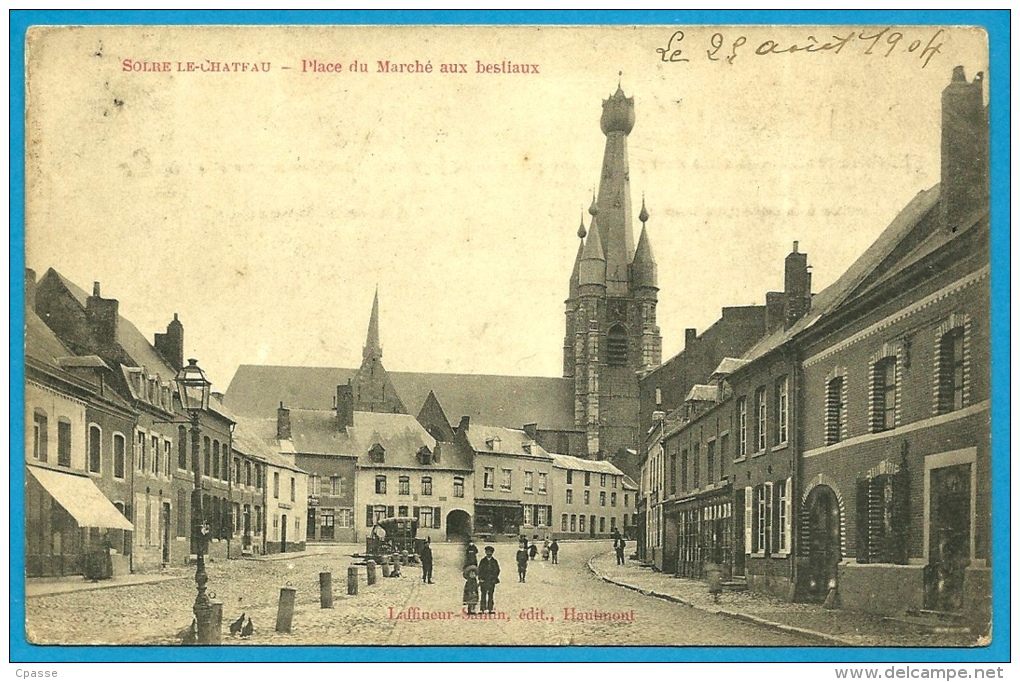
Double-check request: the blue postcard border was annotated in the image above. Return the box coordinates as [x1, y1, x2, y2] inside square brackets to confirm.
[8, 9, 1010, 664]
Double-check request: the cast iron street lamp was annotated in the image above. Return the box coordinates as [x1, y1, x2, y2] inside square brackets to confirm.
[175, 358, 215, 644]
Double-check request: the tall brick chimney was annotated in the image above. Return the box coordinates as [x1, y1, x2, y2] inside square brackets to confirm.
[783, 241, 811, 328]
[336, 381, 354, 431]
[154, 313, 185, 371]
[25, 268, 36, 312]
[684, 328, 697, 349]
[941, 66, 989, 232]
[277, 402, 292, 440]
[85, 282, 119, 347]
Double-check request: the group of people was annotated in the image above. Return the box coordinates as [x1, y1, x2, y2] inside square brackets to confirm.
[461, 535, 561, 614]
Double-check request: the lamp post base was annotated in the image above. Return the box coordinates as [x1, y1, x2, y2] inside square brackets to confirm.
[194, 601, 222, 645]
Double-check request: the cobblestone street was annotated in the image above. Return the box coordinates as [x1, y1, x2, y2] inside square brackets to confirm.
[25, 541, 817, 647]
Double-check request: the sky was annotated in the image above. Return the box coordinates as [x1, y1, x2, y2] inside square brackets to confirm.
[24, 24, 989, 391]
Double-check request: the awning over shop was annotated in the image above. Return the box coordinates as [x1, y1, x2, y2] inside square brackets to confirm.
[27, 466, 133, 531]
[475, 498, 523, 509]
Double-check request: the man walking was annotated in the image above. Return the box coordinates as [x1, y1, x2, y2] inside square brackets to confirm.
[614, 534, 626, 566]
[477, 546, 501, 614]
[550, 538, 559, 564]
[420, 538, 434, 584]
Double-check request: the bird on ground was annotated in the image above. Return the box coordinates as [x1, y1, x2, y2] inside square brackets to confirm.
[229, 612, 246, 636]
[178, 618, 197, 645]
[240, 617, 254, 639]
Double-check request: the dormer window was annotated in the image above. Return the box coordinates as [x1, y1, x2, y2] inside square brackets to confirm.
[486, 436, 501, 452]
[369, 443, 385, 463]
[417, 445, 433, 465]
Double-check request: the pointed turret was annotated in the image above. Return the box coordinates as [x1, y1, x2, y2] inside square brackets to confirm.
[579, 215, 606, 288]
[595, 85, 637, 296]
[363, 286, 382, 362]
[568, 215, 586, 300]
[631, 197, 657, 289]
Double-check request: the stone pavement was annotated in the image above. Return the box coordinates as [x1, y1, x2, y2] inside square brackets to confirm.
[588, 552, 983, 648]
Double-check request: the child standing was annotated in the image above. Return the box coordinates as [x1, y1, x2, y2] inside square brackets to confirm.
[463, 565, 480, 614]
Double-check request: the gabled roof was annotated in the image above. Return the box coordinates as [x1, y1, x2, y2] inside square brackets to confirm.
[224, 365, 576, 431]
[241, 409, 472, 472]
[231, 419, 306, 474]
[464, 424, 551, 460]
[710, 357, 748, 378]
[737, 186, 941, 367]
[26, 308, 74, 369]
[47, 269, 179, 381]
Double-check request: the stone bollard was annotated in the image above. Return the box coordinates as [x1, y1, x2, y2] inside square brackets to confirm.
[209, 599, 224, 645]
[381, 559, 391, 578]
[347, 565, 359, 595]
[319, 572, 333, 609]
[366, 560, 377, 586]
[276, 586, 296, 633]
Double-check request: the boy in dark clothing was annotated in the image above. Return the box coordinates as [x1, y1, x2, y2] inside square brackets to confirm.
[477, 546, 500, 613]
[420, 538, 434, 584]
[516, 543, 529, 582]
[550, 539, 559, 564]
[614, 536, 626, 565]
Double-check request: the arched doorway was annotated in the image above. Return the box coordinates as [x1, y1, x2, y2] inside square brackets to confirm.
[804, 485, 841, 603]
[445, 509, 471, 542]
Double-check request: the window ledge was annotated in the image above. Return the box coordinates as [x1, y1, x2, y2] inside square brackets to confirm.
[733, 456, 747, 464]
[751, 449, 767, 458]
[772, 442, 789, 452]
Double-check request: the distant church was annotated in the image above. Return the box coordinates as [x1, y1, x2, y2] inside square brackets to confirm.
[225, 85, 659, 480]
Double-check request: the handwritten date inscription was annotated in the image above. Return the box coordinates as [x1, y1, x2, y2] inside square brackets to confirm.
[656, 28, 945, 68]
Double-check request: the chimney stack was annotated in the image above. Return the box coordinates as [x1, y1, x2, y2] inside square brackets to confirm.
[684, 328, 697, 349]
[336, 381, 354, 430]
[25, 268, 36, 312]
[784, 241, 811, 328]
[277, 401, 292, 440]
[457, 416, 471, 435]
[941, 66, 989, 232]
[154, 313, 185, 371]
[85, 281, 119, 347]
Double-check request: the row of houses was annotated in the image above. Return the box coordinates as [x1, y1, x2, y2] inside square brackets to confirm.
[24, 273, 636, 579]
[25, 269, 308, 578]
[223, 293, 637, 546]
[637, 67, 990, 627]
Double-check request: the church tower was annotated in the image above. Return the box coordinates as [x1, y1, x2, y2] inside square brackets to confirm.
[351, 288, 407, 414]
[563, 85, 661, 464]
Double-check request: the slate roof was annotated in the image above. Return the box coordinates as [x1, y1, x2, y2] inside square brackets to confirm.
[684, 384, 719, 403]
[47, 269, 179, 381]
[738, 186, 942, 367]
[224, 365, 576, 431]
[26, 308, 74, 369]
[231, 419, 306, 474]
[549, 453, 626, 476]
[238, 409, 472, 472]
[464, 424, 552, 460]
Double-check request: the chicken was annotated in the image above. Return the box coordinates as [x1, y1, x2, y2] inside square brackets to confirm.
[229, 612, 246, 636]
[240, 617, 254, 639]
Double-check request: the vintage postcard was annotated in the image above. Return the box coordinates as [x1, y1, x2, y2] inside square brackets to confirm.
[15, 17, 1005, 662]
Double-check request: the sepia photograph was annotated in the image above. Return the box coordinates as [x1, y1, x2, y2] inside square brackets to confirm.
[14, 15, 1004, 661]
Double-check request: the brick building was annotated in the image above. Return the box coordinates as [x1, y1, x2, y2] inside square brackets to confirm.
[795, 68, 989, 628]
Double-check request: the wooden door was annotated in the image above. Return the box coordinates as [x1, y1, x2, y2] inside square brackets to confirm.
[926, 464, 971, 612]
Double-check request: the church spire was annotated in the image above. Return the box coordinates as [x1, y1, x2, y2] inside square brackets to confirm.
[596, 84, 637, 296]
[363, 286, 382, 362]
[579, 214, 606, 288]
